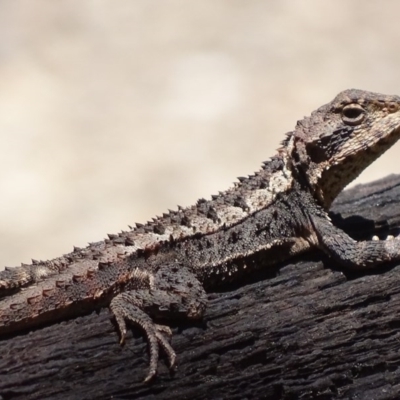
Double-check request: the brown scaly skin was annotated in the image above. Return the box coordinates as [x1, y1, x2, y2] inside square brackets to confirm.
[1, 89, 400, 382]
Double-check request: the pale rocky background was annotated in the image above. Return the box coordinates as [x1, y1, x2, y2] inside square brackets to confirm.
[1, 0, 400, 268]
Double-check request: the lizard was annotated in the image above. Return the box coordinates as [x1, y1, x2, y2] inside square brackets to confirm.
[1, 88, 400, 383]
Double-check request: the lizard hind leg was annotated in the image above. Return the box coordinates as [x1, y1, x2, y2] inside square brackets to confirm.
[109, 265, 207, 383]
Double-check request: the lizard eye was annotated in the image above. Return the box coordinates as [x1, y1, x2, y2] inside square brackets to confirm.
[341, 104, 365, 126]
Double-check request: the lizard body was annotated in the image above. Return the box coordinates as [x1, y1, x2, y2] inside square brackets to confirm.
[1, 89, 400, 382]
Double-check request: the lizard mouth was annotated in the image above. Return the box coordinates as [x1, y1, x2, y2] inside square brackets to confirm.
[318, 115, 400, 208]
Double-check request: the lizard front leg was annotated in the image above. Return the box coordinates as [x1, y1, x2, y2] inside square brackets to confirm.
[311, 214, 400, 268]
[110, 264, 207, 383]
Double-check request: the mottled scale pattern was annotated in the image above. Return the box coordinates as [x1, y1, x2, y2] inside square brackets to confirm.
[3, 89, 400, 382]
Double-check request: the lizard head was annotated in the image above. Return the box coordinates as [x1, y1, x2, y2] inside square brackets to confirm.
[291, 89, 400, 209]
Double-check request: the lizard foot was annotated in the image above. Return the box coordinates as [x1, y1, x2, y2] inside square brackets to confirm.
[110, 294, 176, 383]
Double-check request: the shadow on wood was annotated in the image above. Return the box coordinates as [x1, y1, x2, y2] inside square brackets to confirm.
[2, 175, 400, 400]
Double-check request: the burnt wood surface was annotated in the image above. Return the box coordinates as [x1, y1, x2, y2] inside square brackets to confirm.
[2, 175, 400, 400]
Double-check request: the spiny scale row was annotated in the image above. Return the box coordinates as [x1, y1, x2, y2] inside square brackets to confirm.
[87, 156, 274, 250]
[3, 155, 285, 281]
[75, 155, 283, 250]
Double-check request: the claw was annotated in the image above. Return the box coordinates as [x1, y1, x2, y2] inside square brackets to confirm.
[143, 369, 157, 384]
[155, 330, 176, 369]
[155, 323, 172, 337]
[143, 328, 176, 383]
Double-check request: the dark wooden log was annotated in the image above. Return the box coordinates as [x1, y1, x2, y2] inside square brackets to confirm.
[2, 175, 400, 400]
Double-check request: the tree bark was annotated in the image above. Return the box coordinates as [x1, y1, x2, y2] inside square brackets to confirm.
[2, 175, 400, 400]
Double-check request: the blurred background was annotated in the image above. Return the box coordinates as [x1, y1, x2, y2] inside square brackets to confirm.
[1, 0, 400, 267]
